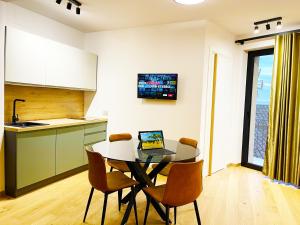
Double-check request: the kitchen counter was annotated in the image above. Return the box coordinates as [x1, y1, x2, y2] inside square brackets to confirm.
[5, 117, 108, 197]
[4, 117, 108, 132]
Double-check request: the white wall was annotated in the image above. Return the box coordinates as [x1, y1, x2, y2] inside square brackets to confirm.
[85, 21, 206, 141]
[0, 2, 259, 192]
[84, 20, 249, 176]
[200, 22, 246, 174]
[0, 2, 85, 192]
[2, 2, 84, 49]
[199, 25, 275, 175]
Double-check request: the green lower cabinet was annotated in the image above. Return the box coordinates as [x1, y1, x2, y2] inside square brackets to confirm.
[83, 132, 106, 164]
[56, 126, 85, 174]
[83, 147, 88, 164]
[17, 129, 56, 189]
[84, 132, 106, 145]
[5, 121, 107, 197]
[85, 122, 107, 134]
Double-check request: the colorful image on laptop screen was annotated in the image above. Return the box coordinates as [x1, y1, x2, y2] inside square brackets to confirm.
[140, 131, 164, 150]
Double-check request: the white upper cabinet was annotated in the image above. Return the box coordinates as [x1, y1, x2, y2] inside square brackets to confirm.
[5, 27, 97, 91]
[5, 27, 46, 85]
[45, 40, 97, 90]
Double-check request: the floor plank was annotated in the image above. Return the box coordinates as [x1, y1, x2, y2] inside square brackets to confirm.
[0, 166, 299, 225]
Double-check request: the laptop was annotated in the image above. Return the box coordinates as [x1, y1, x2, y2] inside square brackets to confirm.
[138, 130, 174, 156]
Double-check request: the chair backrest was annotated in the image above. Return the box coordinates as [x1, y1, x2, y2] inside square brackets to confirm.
[179, 137, 198, 162]
[162, 160, 204, 207]
[109, 133, 132, 142]
[85, 146, 108, 192]
[179, 137, 198, 148]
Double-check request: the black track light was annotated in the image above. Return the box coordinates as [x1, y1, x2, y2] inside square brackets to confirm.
[67, 2, 72, 10]
[76, 7, 80, 15]
[56, 0, 81, 15]
[277, 21, 282, 29]
[254, 17, 282, 32]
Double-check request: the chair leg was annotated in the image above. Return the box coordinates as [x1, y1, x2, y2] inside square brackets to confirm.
[110, 167, 113, 172]
[174, 207, 177, 224]
[83, 187, 94, 222]
[193, 200, 201, 225]
[131, 187, 139, 225]
[153, 175, 157, 185]
[143, 195, 151, 225]
[118, 190, 123, 211]
[101, 193, 108, 225]
[165, 206, 170, 225]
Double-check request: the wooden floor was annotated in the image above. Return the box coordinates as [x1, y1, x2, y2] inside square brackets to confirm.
[0, 166, 299, 225]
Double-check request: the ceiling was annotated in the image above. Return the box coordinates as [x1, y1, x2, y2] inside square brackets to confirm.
[3, 0, 300, 36]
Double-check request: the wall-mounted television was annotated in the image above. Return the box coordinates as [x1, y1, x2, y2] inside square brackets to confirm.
[137, 73, 178, 100]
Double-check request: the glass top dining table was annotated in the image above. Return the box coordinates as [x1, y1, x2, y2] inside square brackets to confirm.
[90, 138, 200, 225]
[91, 138, 200, 163]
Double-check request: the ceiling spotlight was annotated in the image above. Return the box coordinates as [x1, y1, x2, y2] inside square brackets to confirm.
[266, 23, 271, 30]
[67, 2, 72, 10]
[277, 21, 282, 29]
[254, 25, 259, 34]
[174, 0, 205, 5]
[76, 7, 80, 15]
[57, 0, 81, 15]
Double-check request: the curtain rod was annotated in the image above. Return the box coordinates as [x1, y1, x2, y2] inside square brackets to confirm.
[235, 28, 300, 45]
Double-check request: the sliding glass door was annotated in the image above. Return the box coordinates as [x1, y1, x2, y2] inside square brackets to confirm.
[242, 49, 274, 170]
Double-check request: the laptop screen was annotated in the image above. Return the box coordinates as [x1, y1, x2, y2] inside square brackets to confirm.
[139, 130, 164, 150]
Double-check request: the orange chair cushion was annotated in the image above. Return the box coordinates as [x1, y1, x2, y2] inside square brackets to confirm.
[109, 133, 132, 142]
[107, 159, 131, 172]
[143, 185, 166, 203]
[106, 171, 138, 192]
[179, 137, 198, 148]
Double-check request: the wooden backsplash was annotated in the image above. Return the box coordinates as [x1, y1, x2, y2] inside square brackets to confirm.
[5, 84, 84, 122]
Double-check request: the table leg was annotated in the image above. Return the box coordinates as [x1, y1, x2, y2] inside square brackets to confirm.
[120, 194, 134, 225]
[120, 161, 170, 224]
[121, 161, 168, 203]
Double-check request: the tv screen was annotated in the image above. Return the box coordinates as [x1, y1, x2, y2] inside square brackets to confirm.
[137, 73, 178, 100]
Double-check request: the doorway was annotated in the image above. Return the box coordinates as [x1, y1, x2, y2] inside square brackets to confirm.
[208, 53, 233, 175]
[242, 48, 274, 170]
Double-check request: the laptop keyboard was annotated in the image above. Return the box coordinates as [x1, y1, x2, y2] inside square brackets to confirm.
[142, 149, 175, 156]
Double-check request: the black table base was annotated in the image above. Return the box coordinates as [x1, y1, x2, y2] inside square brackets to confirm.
[120, 160, 170, 225]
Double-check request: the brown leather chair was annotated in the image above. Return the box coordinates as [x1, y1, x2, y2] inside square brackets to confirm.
[107, 133, 133, 210]
[151, 137, 198, 222]
[107, 133, 132, 173]
[83, 147, 139, 225]
[152, 137, 198, 182]
[143, 160, 204, 225]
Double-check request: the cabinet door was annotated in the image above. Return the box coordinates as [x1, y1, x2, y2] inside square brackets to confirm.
[17, 130, 56, 188]
[56, 126, 85, 174]
[45, 40, 97, 90]
[80, 53, 97, 90]
[5, 27, 46, 85]
[83, 148, 88, 165]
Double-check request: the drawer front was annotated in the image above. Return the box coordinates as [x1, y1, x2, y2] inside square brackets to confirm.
[85, 122, 107, 134]
[84, 132, 106, 145]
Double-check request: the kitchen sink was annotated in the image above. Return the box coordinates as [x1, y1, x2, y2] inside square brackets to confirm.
[6, 122, 49, 128]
